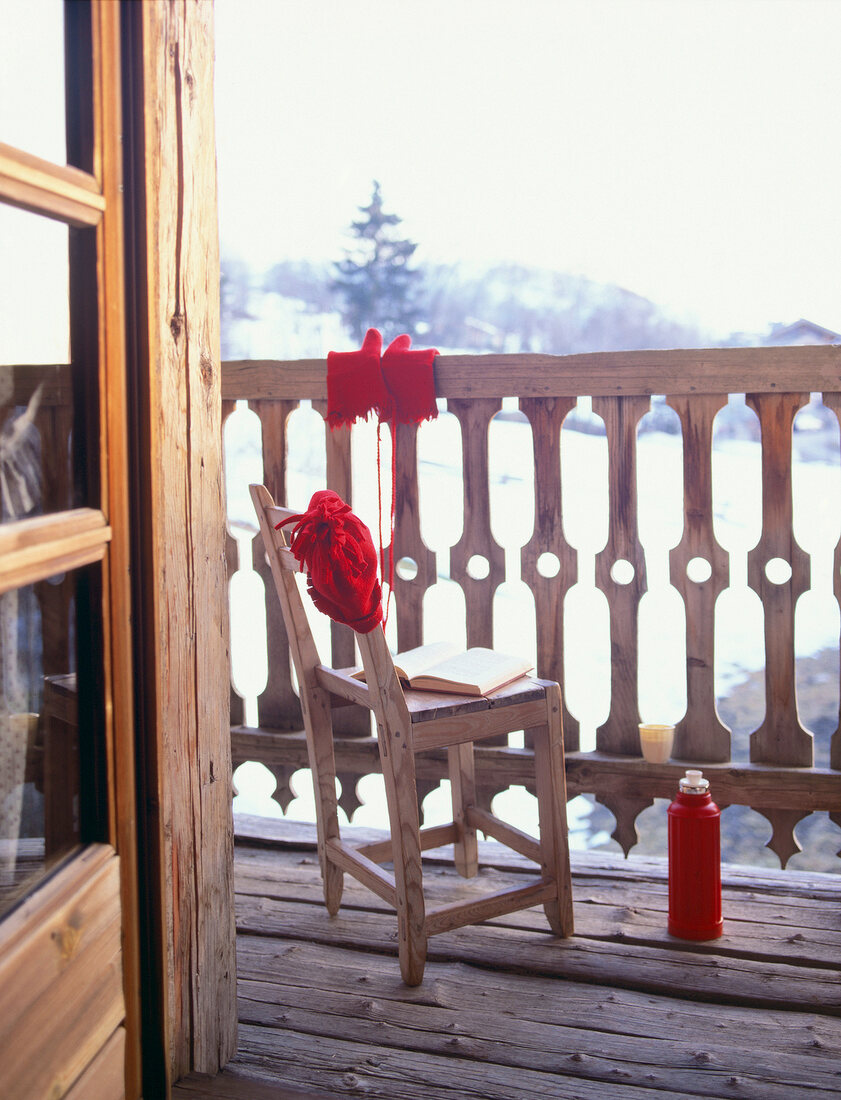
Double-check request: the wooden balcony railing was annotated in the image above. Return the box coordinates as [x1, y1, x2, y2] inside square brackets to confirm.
[223, 346, 841, 868]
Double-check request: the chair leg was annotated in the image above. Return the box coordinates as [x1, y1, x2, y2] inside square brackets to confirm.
[533, 684, 574, 936]
[448, 742, 478, 878]
[301, 687, 344, 915]
[378, 724, 427, 985]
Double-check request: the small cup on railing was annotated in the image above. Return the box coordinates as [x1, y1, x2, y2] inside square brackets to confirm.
[638, 723, 675, 763]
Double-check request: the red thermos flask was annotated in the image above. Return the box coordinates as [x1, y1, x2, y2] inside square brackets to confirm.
[668, 769, 723, 940]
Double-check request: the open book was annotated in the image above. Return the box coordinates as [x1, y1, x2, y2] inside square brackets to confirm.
[353, 640, 533, 697]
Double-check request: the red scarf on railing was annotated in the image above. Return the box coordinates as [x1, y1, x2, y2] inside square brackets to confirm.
[324, 330, 438, 624]
[277, 490, 383, 634]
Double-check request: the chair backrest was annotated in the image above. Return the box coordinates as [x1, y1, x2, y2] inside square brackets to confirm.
[249, 484, 324, 690]
[248, 484, 409, 736]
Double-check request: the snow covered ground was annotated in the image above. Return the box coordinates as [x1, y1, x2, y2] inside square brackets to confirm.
[225, 396, 841, 851]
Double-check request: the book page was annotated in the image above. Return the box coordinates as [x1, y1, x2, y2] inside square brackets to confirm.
[411, 647, 532, 694]
[392, 640, 461, 682]
[351, 639, 460, 682]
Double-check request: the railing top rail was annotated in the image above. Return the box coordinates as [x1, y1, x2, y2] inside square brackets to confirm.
[222, 344, 841, 401]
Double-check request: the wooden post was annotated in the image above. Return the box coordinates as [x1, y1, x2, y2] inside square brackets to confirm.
[127, 0, 236, 1082]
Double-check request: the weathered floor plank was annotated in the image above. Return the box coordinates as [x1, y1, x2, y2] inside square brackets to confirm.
[175, 822, 841, 1100]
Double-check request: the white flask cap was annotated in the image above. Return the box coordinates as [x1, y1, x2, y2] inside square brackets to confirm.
[680, 769, 710, 793]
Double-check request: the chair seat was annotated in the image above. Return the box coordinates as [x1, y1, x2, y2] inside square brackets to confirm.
[319, 664, 549, 723]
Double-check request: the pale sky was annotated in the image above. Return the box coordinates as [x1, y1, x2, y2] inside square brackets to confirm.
[215, 0, 841, 337]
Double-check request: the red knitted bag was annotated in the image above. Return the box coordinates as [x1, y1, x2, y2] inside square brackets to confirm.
[277, 489, 383, 634]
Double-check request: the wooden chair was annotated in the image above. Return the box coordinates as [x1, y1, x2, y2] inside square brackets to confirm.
[250, 483, 574, 985]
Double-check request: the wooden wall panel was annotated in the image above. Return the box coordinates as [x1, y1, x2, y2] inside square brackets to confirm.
[135, 0, 236, 1079]
[65, 1027, 126, 1100]
[0, 847, 124, 1098]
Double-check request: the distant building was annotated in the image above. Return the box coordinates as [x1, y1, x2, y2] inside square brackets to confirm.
[765, 318, 841, 345]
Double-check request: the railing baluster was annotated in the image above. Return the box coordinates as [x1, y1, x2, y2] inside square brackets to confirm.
[392, 422, 436, 654]
[668, 394, 731, 762]
[222, 399, 244, 728]
[252, 398, 302, 730]
[449, 396, 507, 787]
[746, 392, 812, 766]
[593, 394, 650, 755]
[223, 350, 841, 868]
[312, 407, 370, 738]
[818, 392, 841, 774]
[520, 396, 579, 752]
[449, 397, 505, 649]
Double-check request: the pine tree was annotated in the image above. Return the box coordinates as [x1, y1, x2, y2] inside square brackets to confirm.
[332, 181, 423, 343]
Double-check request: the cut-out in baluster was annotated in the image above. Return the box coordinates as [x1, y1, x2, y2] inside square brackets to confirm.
[252, 398, 302, 730]
[668, 394, 731, 762]
[819, 393, 841, 773]
[268, 764, 297, 815]
[520, 396, 579, 752]
[758, 807, 809, 869]
[593, 395, 651, 754]
[313, 401, 369, 737]
[746, 392, 813, 766]
[391, 421, 436, 654]
[597, 793, 654, 857]
[337, 771, 364, 822]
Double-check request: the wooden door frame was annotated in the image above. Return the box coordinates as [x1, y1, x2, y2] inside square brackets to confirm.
[120, 0, 236, 1090]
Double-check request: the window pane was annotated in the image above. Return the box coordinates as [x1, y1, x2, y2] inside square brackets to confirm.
[0, 563, 103, 918]
[0, 0, 66, 164]
[0, 205, 80, 520]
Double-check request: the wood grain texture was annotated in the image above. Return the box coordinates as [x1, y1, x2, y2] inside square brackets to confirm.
[222, 833, 841, 1099]
[232, 733, 841, 814]
[520, 395, 579, 750]
[0, 847, 124, 1099]
[223, 401, 245, 728]
[746, 393, 813, 766]
[65, 1026, 126, 1100]
[249, 399, 303, 730]
[534, 681, 574, 934]
[593, 395, 650, 755]
[222, 345, 841, 401]
[325, 838, 397, 907]
[357, 624, 427, 985]
[668, 394, 732, 761]
[391, 421, 436, 654]
[820, 393, 841, 773]
[0, 140, 105, 226]
[448, 742, 478, 877]
[448, 397, 505, 650]
[311, 403, 370, 736]
[137, 0, 236, 1076]
[250, 485, 344, 916]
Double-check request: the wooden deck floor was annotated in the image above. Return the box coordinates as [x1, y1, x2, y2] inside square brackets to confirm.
[175, 817, 841, 1099]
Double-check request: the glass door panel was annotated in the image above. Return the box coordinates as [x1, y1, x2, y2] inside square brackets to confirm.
[0, 0, 67, 164]
[0, 560, 104, 918]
